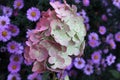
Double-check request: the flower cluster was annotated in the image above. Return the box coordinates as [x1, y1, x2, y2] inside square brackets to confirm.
[24, 1, 86, 73]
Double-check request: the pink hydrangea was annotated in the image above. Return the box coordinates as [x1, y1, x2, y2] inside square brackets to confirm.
[24, 1, 86, 73]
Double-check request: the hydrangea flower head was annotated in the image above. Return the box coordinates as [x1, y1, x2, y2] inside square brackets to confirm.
[24, 1, 86, 73]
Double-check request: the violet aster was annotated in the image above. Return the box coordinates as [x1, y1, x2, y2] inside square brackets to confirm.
[108, 39, 116, 49]
[116, 63, 120, 72]
[7, 73, 21, 80]
[2, 6, 13, 17]
[8, 62, 21, 73]
[0, 28, 11, 42]
[91, 50, 101, 64]
[106, 53, 116, 66]
[83, 0, 90, 7]
[113, 0, 120, 9]
[83, 64, 94, 75]
[0, 46, 6, 52]
[88, 32, 99, 41]
[27, 73, 42, 80]
[99, 26, 106, 35]
[7, 41, 19, 54]
[10, 54, 23, 64]
[13, 0, 24, 10]
[74, 57, 85, 69]
[8, 24, 20, 37]
[74, 0, 81, 4]
[88, 40, 101, 48]
[26, 7, 40, 22]
[115, 32, 120, 42]
[7, 41, 23, 54]
[0, 16, 10, 29]
[106, 33, 114, 43]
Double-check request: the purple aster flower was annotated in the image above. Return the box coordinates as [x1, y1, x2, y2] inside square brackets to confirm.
[7, 41, 19, 54]
[101, 58, 107, 70]
[101, 14, 107, 21]
[106, 53, 116, 66]
[0, 16, 10, 29]
[88, 32, 99, 41]
[24, 59, 33, 66]
[91, 50, 101, 64]
[116, 63, 120, 72]
[103, 48, 109, 54]
[50, 0, 62, 2]
[66, 63, 73, 70]
[115, 32, 120, 42]
[7, 73, 21, 80]
[27, 7, 40, 22]
[74, 0, 81, 4]
[2, 6, 13, 17]
[0, 28, 11, 42]
[8, 62, 21, 73]
[84, 16, 89, 23]
[13, 0, 24, 10]
[8, 24, 20, 37]
[10, 54, 23, 64]
[7, 41, 23, 54]
[108, 39, 116, 49]
[57, 71, 68, 80]
[106, 33, 114, 43]
[113, 0, 120, 9]
[0, 46, 6, 52]
[83, 64, 94, 75]
[27, 73, 42, 80]
[85, 23, 90, 31]
[79, 9, 87, 17]
[83, 0, 90, 7]
[68, 69, 77, 77]
[87, 59, 94, 65]
[88, 40, 101, 48]
[73, 57, 85, 69]
[99, 26, 106, 35]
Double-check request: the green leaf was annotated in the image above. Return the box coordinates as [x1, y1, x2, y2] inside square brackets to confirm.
[109, 70, 120, 79]
[42, 71, 51, 80]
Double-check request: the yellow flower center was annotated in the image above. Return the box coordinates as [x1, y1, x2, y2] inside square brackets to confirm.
[12, 65, 17, 70]
[118, 35, 120, 39]
[94, 55, 99, 60]
[31, 11, 36, 17]
[2, 31, 7, 37]
[10, 45, 15, 49]
[14, 56, 19, 62]
[11, 28, 17, 33]
[17, 2, 21, 7]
